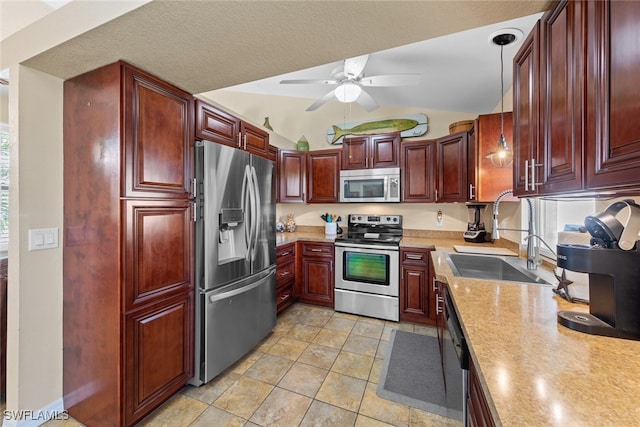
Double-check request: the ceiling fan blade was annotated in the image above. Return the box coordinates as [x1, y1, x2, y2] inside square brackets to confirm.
[344, 54, 369, 79]
[280, 78, 339, 85]
[306, 89, 336, 111]
[359, 73, 421, 87]
[356, 89, 379, 112]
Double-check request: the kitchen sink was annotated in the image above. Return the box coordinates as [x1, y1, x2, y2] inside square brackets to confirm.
[445, 253, 553, 285]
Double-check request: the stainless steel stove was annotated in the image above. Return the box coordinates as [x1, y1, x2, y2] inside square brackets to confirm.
[334, 214, 402, 321]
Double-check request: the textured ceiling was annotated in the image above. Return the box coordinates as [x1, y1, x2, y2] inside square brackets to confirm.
[22, 0, 551, 98]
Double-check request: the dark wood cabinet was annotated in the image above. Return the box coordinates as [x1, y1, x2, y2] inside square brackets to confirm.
[585, 0, 640, 190]
[538, 0, 585, 194]
[399, 247, 434, 325]
[195, 99, 268, 158]
[342, 133, 400, 170]
[514, 0, 640, 196]
[125, 293, 194, 423]
[467, 356, 496, 427]
[307, 149, 341, 203]
[277, 150, 306, 203]
[276, 242, 296, 314]
[296, 241, 334, 308]
[268, 144, 278, 162]
[63, 61, 194, 427]
[471, 113, 518, 202]
[513, 21, 541, 197]
[401, 140, 436, 202]
[436, 132, 468, 202]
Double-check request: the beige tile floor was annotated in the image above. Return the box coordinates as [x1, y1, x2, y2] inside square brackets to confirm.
[40, 303, 462, 427]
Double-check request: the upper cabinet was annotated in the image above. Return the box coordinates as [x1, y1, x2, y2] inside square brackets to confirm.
[435, 132, 468, 202]
[514, 0, 640, 196]
[341, 133, 400, 170]
[513, 21, 541, 196]
[195, 99, 269, 158]
[307, 149, 341, 203]
[585, 0, 640, 190]
[401, 140, 436, 203]
[123, 66, 193, 199]
[470, 113, 518, 202]
[277, 149, 306, 203]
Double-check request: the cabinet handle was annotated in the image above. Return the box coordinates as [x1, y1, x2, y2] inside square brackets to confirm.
[279, 293, 290, 302]
[237, 132, 242, 148]
[279, 271, 290, 277]
[192, 201, 197, 222]
[365, 157, 368, 168]
[192, 177, 197, 199]
[243, 134, 247, 150]
[406, 254, 423, 260]
[469, 183, 475, 200]
[435, 189, 439, 202]
[436, 295, 444, 314]
[531, 158, 543, 191]
[524, 159, 529, 191]
[311, 248, 322, 252]
[432, 277, 437, 292]
[278, 251, 291, 257]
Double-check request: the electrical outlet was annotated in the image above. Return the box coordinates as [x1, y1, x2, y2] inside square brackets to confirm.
[436, 210, 443, 227]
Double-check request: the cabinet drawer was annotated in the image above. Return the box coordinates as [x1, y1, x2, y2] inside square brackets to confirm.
[277, 261, 295, 286]
[401, 248, 430, 265]
[301, 242, 334, 258]
[276, 243, 296, 265]
[276, 284, 294, 314]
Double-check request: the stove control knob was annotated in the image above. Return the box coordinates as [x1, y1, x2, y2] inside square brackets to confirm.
[386, 216, 391, 222]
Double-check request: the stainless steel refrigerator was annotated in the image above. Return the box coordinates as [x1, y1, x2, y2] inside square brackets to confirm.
[191, 140, 276, 385]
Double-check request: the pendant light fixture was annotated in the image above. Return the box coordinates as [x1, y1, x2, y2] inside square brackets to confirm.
[486, 30, 519, 168]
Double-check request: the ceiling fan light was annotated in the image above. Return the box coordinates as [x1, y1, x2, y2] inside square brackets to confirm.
[335, 82, 361, 103]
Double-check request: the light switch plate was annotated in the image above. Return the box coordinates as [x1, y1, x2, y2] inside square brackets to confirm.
[28, 228, 59, 251]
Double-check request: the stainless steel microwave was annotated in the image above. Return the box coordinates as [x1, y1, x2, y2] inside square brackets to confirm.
[339, 167, 400, 203]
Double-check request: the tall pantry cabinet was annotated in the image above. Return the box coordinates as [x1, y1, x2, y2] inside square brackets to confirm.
[63, 61, 194, 426]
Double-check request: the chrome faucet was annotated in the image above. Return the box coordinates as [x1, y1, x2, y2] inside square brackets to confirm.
[491, 189, 540, 270]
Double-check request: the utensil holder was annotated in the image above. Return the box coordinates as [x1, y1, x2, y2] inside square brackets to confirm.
[325, 222, 337, 236]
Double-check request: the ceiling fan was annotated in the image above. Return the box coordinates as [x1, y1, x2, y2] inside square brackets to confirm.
[279, 54, 420, 112]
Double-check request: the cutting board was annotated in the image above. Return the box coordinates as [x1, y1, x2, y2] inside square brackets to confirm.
[453, 245, 518, 257]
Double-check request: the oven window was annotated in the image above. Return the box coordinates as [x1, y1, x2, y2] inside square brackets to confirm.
[344, 178, 385, 199]
[343, 251, 389, 285]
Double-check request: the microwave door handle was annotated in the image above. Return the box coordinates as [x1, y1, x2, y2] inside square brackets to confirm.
[384, 176, 389, 201]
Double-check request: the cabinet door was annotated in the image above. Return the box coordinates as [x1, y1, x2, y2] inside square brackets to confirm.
[342, 136, 369, 170]
[436, 132, 468, 202]
[513, 22, 541, 197]
[467, 357, 496, 427]
[241, 121, 269, 158]
[539, 0, 584, 194]
[268, 144, 278, 162]
[123, 65, 193, 198]
[195, 99, 240, 148]
[399, 248, 433, 325]
[277, 150, 306, 203]
[299, 257, 334, 307]
[370, 134, 400, 168]
[123, 200, 194, 311]
[125, 293, 194, 425]
[474, 113, 518, 202]
[401, 140, 436, 202]
[585, 0, 640, 190]
[307, 149, 341, 203]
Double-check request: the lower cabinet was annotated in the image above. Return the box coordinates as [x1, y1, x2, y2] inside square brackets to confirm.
[467, 356, 496, 427]
[399, 247, 435, 325]
[125, 293, 194, 424]
[276, 242, 296, 313]
[296, 241, 335, 307]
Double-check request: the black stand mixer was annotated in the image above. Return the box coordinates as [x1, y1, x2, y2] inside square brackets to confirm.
[556, 200, 640, 340]
[463, 203, 489, 243]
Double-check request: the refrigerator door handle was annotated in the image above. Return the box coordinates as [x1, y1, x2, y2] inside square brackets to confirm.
[241, 165, 253, 259]
[250, 165, 261, 261]
[208, 266, 275, 302]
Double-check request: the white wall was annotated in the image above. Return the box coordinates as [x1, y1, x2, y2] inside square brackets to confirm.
[6, 65, 63, 412]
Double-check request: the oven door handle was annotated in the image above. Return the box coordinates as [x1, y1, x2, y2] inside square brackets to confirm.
[334, 242, 399, 251]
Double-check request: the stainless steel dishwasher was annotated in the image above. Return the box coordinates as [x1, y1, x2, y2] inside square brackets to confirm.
[443, 285, 469, 425]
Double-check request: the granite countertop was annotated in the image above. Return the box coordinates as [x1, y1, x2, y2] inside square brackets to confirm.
[431, 248, 640, 426]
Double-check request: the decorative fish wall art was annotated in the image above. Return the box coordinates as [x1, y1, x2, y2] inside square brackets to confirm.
[327, 113, 428, 144]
